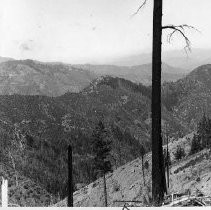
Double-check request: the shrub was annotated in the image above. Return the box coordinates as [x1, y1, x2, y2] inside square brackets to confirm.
[144, 161, 149, 170]
[174, 153, 205, 174]
[174, 145, 186, 161]
[112, 180, 120, 192]
[196, 177, 201, 182]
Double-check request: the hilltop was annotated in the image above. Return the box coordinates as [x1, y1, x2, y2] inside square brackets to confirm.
[162, 64, 211, 131]
[0, 59, 96, 96]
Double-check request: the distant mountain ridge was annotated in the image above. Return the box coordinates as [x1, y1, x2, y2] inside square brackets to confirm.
[107, 49, 211, 71]
[0, 59, 97, 96]
[0, 56, 14, 63]
[74, 63, 185, 85]
[0, 57, 186, 96]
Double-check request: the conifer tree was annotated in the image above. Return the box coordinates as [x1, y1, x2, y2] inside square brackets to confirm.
[91, 121, 112, 207]
[190, 134, 202, 155]
[197, 114, 211, 148]
[197, 113, 208, 147]
[174, 145, 185, 161]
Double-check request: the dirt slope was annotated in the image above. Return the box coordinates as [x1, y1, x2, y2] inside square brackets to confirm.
[55, 133, 211, 207]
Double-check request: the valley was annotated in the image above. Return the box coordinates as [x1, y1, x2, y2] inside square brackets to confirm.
[0, 57, 210, 206]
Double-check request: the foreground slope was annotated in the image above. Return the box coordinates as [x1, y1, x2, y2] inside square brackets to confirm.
[55, 133, 211, 207]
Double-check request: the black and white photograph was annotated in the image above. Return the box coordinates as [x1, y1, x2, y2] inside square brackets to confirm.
[0, 0, 211, 207]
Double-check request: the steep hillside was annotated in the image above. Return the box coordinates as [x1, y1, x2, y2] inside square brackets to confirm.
[0, 163, 55, 207]
[55, 133, 211, 207]
[0, 95, 68, 200]
[162, 64, 211, 131]
[75, 63, 185, 85]
[0, 76, 187, 205]
[0, 59, 96, 96]
[1, 64, 210, 206]
[60, 76, 186, 139]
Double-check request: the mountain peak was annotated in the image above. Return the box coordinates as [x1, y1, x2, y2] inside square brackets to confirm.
[193, 64, 211, 73]
[188, 64, 211, 83]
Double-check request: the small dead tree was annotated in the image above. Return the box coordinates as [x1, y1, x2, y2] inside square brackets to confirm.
[68, 145, 73, 207]
[8, 150, 18, 187]
[163, 123, 171, 190]
[140, 145, 146, 186]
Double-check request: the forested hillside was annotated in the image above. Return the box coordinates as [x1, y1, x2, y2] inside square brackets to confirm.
[162, 64, 211, 131]
[0, 64, 211, 205]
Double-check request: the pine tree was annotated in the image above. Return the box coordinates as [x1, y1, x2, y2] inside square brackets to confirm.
[190, 134, 203, 155]
[91, 121, 112, 207]
[197, 113, 208, 148]
[111, 124, 124, 166]
[207, 118, 211, 148]
[197, 114, 211, 148]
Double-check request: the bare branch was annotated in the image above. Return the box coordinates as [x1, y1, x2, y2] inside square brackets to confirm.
[131, 0, 148, 17]
[162, 24, 199, 53]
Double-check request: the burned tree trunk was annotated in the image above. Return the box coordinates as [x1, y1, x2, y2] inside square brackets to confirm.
[141, 155, 145, 186]
[103, 173, 108, 207]
[68, 145, 73, 207]
[140, 145, 146, 186]
[166, 134, 170, 189]
[133, 0, 195, 206]
[152, 0, 167, 206]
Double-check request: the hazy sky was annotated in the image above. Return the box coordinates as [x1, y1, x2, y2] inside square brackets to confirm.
[0, 0, 210, 63]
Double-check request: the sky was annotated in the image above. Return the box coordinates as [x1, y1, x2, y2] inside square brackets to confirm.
[0, 0, 210, 63]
